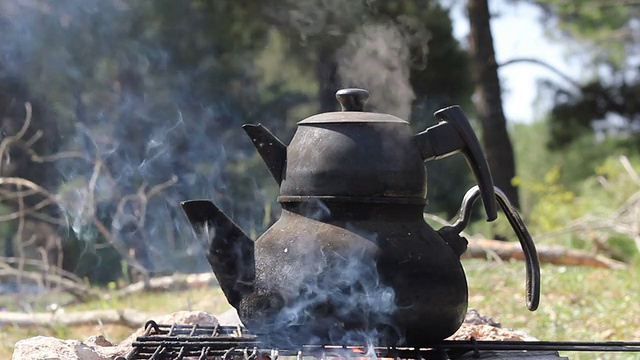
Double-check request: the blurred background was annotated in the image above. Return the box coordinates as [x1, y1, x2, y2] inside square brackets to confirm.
[0, 0, 639, 294]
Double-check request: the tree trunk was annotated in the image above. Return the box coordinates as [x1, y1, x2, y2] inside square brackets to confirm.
[467, 0, 520, 208]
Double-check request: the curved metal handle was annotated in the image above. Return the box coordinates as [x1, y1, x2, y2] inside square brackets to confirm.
[415, 106, 497, 221]
[450, 185, 540, 311]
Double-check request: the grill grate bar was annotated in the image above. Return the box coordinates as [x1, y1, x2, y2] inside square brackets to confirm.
[125, 341, 640, 359]
[441, 340, 640, 353]
[122, 321, 640, 360]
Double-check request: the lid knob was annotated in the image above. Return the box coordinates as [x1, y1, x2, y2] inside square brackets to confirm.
[336, 88, 369, 112]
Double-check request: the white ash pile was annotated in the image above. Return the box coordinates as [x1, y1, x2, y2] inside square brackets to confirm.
[449, 308, 537, 341]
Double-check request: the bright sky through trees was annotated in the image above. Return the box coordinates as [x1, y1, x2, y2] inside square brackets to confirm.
[451, 0, 582, 123]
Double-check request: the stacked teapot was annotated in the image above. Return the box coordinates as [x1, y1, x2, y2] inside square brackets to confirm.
[182, 89, 540, 347]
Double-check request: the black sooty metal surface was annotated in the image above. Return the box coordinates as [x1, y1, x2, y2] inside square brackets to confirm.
[180, 88, 543, 345]
[120, 321, 640, 360]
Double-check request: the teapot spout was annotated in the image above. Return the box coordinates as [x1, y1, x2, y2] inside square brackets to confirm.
[181, 200, 254, 309]
[242, 124, 287, 185]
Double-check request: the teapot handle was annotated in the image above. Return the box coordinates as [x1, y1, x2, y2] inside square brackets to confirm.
[439, 185, 541, 311]
[415, 106, 497, 221]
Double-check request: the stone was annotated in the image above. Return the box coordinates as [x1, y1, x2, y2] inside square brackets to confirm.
[12, 311, 219, 360]
[215, 308, 242, 326]
[101, 310, 219, 358]
[85, 335, 113, 347]
[12, 336, 109, 360]
[463, 308, 502, 327]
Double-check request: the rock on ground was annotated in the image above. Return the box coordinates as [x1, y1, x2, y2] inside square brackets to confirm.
[12, 311, 218, 360]
[12, 336, 108, 360]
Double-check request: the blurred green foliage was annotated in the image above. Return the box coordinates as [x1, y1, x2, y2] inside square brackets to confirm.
[503, 120, 640, 262]
[0, 0, 477, 283]
[535, 0, 638, 69]
[532, 0, 640, 149]
[1, 0, 639, 286]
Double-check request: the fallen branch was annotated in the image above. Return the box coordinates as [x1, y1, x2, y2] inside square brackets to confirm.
[56, 272, 219, 307]
[112, 272, 218, 298]
[464, 238, 628, 269]
[0, 308, 156, 328]
[0, 261, 101, 302]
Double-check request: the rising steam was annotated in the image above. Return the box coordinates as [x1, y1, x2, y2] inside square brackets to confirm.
[337, 22, 417, 120]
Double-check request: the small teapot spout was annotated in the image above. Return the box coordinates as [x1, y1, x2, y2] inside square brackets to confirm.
[242, 124, 287, 185]
[181, 200, 254, 309]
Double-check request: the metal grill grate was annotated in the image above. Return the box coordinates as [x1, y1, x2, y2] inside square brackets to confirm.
[119, 320, 640, 360]
[120, 321, 259, 359]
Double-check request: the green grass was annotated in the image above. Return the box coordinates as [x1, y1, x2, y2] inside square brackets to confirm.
[464, 259, 640, 359]
[2, 260, 639, 359]
[0, 286, 232, 358]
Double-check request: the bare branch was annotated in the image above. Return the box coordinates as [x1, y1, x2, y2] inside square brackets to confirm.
[0, 198, 55, 221]
[0, 261, 100, 302]
[27, 148, 94, 163]
[22, 212, 67, 226]
[0, 176, 58, 201]
[619, 155, 640, 187]
[0, 176, 64, 224]
[0, 256, 84, 284]
[91, 215, 150, 279]
[147, 175, 178, 198]
[499, 57, 582, 89]
[16, 183, 27, 293]
[537, 159, 640, 255]
[0, 186, 39, 198]
[23, 129, 43, 148]
[0, 102, 33, 175]
[0, 101, 180, 287]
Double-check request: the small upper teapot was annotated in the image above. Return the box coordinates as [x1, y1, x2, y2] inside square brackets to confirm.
[242, 88, 497, 218]
[182, 89, 540, 347]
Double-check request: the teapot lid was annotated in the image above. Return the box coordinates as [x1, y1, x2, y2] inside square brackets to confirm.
[298, 88, 409, 124]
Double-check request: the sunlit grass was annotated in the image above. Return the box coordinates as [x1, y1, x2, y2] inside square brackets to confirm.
[464, 259, 640, 360]
[0, 286, 232, 357]
[2, 260, 639, 358]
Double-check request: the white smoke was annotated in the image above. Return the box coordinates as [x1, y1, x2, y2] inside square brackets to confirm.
[337, 22, 419, 120]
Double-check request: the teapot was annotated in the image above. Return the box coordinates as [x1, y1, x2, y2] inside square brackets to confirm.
[182, 89, 540, 347]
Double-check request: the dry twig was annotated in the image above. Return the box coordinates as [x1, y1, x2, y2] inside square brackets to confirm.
[537, 155, 640, 255]
[0, 101, 179, 302]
